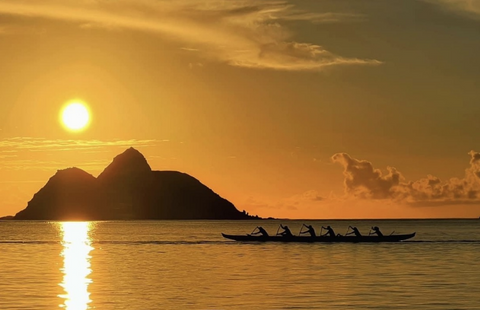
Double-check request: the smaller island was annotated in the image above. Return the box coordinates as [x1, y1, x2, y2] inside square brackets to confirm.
[0, 216, 13, 220]
[13, 148, 259, 221]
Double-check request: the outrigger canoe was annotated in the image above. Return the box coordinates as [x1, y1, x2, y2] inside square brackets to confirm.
[221, 232, 416, 243]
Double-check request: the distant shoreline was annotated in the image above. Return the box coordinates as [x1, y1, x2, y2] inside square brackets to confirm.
[0, 217, 477, 221]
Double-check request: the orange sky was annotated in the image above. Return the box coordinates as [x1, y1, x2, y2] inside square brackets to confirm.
[1, 0, 480, 218]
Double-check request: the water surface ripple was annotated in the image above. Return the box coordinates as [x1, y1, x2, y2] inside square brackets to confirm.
[0, 219, 479, 309]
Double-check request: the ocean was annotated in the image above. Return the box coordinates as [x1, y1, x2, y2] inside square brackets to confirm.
[0, 219, 479, 309]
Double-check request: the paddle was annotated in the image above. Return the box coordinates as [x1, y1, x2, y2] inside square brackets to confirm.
[275, 225, 281, 236]
[248, 226, 258, 236]
[298, 225, 304, 236]
[345, 226, 352, 236]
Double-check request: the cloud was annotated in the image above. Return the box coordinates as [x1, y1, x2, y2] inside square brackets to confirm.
[331, 153, 403, 199]
[243, 190, 324, 213]
[426, 0, 480, 18]
[0, 0, 381, 71]
[290, 190, 325, 202]
[332, 151, 480, 206]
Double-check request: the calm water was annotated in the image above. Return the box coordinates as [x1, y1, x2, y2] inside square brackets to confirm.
[0, 219, 479, 309]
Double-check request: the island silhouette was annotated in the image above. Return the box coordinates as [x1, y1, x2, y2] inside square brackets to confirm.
[13, 147, 257, 220]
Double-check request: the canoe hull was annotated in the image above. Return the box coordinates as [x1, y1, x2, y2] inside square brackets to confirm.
[221, 232, 415, 243]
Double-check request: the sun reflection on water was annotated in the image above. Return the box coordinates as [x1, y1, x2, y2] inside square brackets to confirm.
[58, 222, 94, 310]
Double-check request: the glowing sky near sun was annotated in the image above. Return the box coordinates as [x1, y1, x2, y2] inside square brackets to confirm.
[1, 0, 480, 218]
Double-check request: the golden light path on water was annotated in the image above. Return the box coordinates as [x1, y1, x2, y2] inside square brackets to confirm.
[58, 222, 94, 310]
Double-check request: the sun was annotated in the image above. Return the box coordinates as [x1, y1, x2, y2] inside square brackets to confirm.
[60, 101, 91, 132]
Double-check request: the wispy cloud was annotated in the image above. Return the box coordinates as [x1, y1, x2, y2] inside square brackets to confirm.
[0, 0, 381, 71]
[0, 137, 156, 151]
[332, 151, 480, 206]
[426, 0, 480, 18]
[0, 137, 158, 170]
[243, 190, 324, 213]
[279, 11, 365, 23]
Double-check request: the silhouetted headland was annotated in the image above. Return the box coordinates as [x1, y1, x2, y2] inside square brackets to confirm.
[14, 148, 258, 220]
